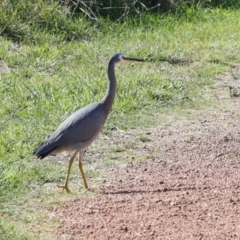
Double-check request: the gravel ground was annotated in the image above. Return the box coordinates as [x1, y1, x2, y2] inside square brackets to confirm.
[52, 68, 240, 239]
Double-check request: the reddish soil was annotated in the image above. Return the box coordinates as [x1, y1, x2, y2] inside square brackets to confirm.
[52, 70, 240, 239]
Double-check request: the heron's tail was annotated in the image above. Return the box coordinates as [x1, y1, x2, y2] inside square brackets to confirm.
[33, 142, 57, 159]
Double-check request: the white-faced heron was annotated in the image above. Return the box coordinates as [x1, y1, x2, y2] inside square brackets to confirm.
[33, 53, 144, 193]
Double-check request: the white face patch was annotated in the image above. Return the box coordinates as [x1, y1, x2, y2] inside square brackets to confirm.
[114, 55, 125, 68]
[119, 55, 124, 62]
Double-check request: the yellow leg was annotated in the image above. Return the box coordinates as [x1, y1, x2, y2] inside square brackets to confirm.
[78, 152, 88, 189]
[58, 151, 78, 193]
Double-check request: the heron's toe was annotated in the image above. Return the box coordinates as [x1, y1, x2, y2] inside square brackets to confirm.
[57, 184, 71, 193]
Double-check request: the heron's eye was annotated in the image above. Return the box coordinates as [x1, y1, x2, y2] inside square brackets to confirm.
[119, 56, 124, 62]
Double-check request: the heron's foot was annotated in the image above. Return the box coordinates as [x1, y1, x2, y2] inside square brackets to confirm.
[57, 184, 71, 193]
[86, 187, 95, 192]
[83, 183, 89, 190]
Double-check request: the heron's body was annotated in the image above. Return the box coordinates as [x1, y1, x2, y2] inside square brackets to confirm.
[33, 53, 143, 192]
[35, 102, 106, 156]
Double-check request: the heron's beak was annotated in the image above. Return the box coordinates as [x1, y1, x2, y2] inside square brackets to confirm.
[122, 56, 145, 62]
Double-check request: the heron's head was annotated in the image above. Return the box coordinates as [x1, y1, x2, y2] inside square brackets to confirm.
[110, 53, 144, 68]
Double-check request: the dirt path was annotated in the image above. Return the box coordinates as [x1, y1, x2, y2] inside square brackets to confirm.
[52, 69, 240, 239]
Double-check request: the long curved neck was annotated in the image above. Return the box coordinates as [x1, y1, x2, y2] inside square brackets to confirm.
[102, 61, 117, 117]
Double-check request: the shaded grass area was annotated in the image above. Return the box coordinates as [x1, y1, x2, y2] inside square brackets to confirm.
[1, 7, 240, 238]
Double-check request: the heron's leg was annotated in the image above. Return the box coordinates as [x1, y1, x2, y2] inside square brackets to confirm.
[78, 151, 88, 189]
[58, 151, 78, 193]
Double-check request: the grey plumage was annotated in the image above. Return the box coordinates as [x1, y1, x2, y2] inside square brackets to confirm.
[34, 102, 106, 157]
[33, 53, 144, 192]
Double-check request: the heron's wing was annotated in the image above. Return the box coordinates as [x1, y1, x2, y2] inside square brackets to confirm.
[48, 102, 105, 148]
[34, 102, 106, 158]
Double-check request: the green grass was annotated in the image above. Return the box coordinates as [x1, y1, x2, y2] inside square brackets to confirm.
[1, 5, 240, 238]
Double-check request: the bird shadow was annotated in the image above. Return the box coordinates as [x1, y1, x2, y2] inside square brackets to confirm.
[99, 186, 207, 195]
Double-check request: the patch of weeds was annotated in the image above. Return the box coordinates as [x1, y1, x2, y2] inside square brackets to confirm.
[227, 151, 238, 158]
[229, 86, 240, 98]
[188, 134, 196, 142]
[109, 146, 125, 153]
[146, 154, 156, 160]
[0, 220, 34, 240]
[135, 156, 147, 164]
[139, 135, 151, 143]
